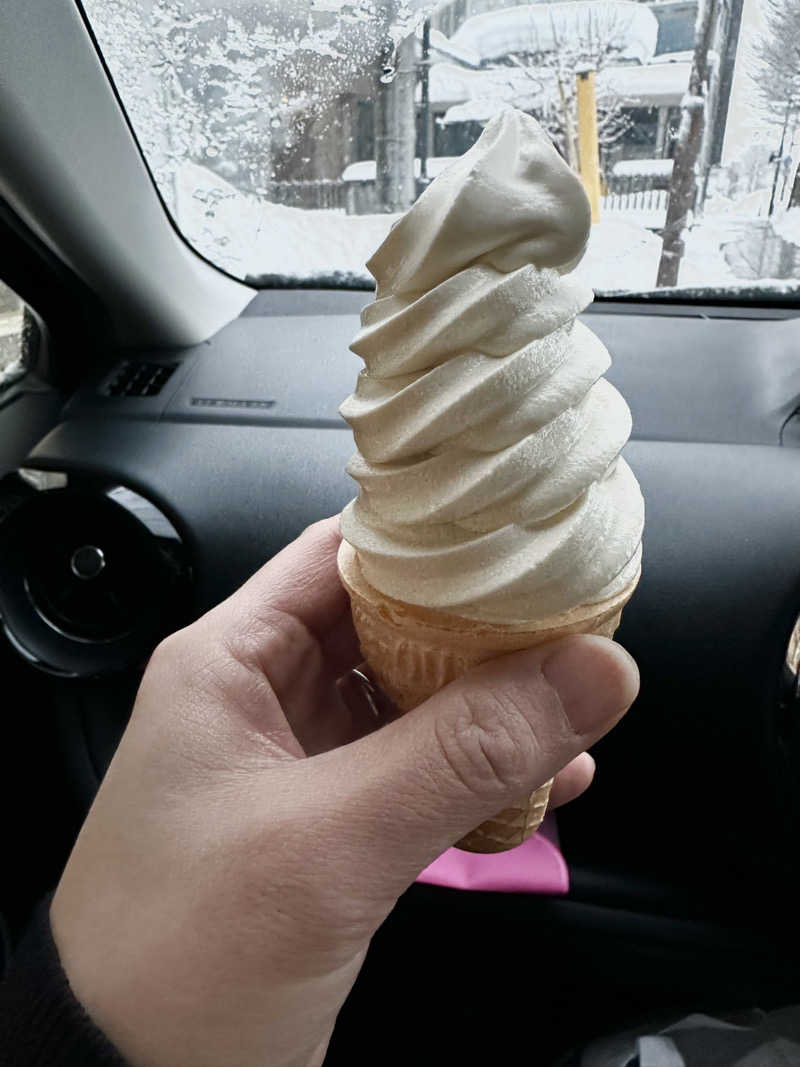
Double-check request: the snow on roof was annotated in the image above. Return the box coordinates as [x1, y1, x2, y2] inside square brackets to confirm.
[443, 98, 536, 125]
[612, 158, 674, 177]
[428, 62, 542, 109]
[450, 2, 659, 66]
[341, 157, 459, 182]
[597, 60, 690, 105]
[428, 27, 481, 69]
[650, 49, 694, 64]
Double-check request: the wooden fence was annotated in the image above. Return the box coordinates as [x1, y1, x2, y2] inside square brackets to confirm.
[264, 178, 430, 216]
[603, 188, 670, 217]
[261, 172, 672, 222]
[265, 180, 346, 211]
[602, 171, 671, 223]
[606, 173, 673, 195]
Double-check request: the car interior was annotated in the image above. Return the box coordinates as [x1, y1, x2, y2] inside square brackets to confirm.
[2, 0, 800, 1064]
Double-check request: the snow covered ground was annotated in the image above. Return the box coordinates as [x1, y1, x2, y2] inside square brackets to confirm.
[574, 219, 665, 291]
[572, 217, 737, 291]
[774, 209, 800, 247]
[176, 162, 393, 283]
[176, 162, 800, 295]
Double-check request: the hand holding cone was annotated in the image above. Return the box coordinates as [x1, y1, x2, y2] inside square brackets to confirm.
[338, 541, 639, 853]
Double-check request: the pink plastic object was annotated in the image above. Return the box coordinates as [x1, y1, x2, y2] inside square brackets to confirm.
[415, 813, 569, 894]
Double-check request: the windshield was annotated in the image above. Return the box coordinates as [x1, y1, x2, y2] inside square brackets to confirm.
[82, 0, 800, 298]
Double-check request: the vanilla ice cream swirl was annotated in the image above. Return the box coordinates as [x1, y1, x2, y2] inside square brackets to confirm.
[340, 109, 644, 623]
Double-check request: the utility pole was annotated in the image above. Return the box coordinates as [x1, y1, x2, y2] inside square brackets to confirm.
[374, 33, 417, 213]
[419, 18, 433, 186]
[656, 0, 719, 288]
[576, 68, 601, 222]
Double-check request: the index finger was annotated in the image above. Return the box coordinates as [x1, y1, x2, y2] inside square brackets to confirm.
[219, 516, 349, 641]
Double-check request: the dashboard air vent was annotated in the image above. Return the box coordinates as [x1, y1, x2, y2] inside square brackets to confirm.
[0, 481, 190, 677]
[105, 361, 177, 397]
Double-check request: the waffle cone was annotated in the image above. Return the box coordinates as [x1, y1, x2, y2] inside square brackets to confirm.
[338, 541, 639, 854]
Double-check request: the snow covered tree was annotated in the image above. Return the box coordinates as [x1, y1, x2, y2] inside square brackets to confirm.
[656, 0, 720, 288]
[483, 5, 638, 169]
[750, 0, 800, 130]
[749, 0, 800, 214]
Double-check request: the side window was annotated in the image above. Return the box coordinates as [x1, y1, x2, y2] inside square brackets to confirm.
[0, 279, 34, 388]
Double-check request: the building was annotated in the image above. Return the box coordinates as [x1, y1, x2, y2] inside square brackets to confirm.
[329, 0, 743, 223]
[424, 1, 695, 168]
[340, 0, 704, 216]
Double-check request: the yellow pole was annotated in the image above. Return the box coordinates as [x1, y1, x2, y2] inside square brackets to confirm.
[576, 69, 601, 223]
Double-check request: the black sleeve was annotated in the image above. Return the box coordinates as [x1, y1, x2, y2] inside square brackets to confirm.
[0, 895, 129, 1066]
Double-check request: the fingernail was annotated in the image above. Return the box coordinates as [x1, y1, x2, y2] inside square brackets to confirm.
[541, 636, 639, 736]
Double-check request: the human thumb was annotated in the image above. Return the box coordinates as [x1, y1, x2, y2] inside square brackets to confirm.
[315, 634, 638, 894]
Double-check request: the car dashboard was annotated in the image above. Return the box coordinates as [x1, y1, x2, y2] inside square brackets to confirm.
[2, 289, 800, 1062]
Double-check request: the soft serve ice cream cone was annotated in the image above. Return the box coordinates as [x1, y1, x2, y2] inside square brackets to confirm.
[338, 109, 644, 854]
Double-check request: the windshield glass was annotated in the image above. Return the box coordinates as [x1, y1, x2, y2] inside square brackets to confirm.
[82, 0, 800, 298]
